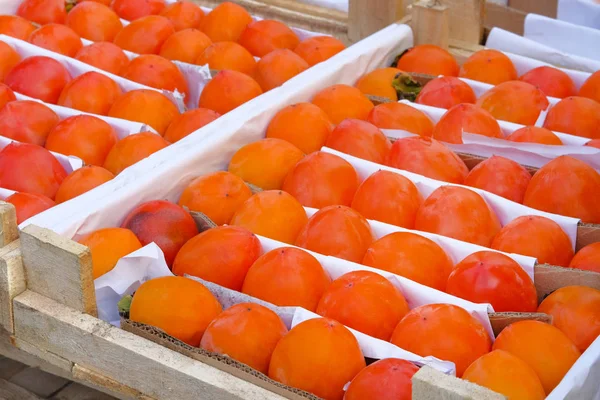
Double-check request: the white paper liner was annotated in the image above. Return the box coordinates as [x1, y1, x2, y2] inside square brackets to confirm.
[557, 0, 600, 30]
[0, 188, 15, 200]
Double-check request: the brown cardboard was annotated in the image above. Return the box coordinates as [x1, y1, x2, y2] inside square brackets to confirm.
[489, 312, 552, 335]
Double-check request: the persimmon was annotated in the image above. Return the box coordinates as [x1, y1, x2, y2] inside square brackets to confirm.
[0, 83, 16, 110]
[111, 0, 165, 21]
[459, 49, 518, 85]
[45, 115, 118, 166]
[0, 142, 67, 199]
[294, 36, 345, 66]
[506, 126, 563, 145]
[362, 232, 453, 291]
[282, 151, 359, 208]
[196, 42, 256, 77]
[178, 171, 252, 225]
[5, 192, 55, 224]
[238, 20, 299, 57]
[493, 320, 581, 393]
[325, 119, 391, 163]
[201, 2, 251, 42]
[0, 42, 20, 82]
[519, 66, 577, 99]
[172, 225, 261, 290]
[464, 155, 531, 203]
[585, 139, 600, 149]
[121, 55, 189, 99]
[269, 317, 366, 400]
[524, 156, 600, 223]
[200, 303, 288, 374]
[5, 56, 71, 104]
[103, 132, 169, 175]
[416, 76, 477, 109]
[230, 190, 308, 244]
[75, 42, 130, 76]
[579, 70, 600, 103]
[113, 15, 175, 55]
[241, 247, 331, 312]
[77, 0, 111, 5]
[295, 205, 374, 263]
[462, 350, 545, 400]
[311, 84, 374, 125]
[129, 276, 222, 346]
[254, 49, 309, 91]
[345, 358, 417, 400]
[396, 45, 459, 76]
[163, 108, 220, 143]
[66, 2, 122, 42]
[433, 103, 502, 144]
[28, 24, 83, 57]
[198, 70, 262, 114]
[121, 200, 198, 267]
[17, 0, 66, 25]
[265, 102, 333, 153]
[0, 15, 36, 40]
[159, 29, 212, 64]
[354, 67, 403, 101]
[569, 242, 600, 273]
[476, 81, 549, 126]
[0, 100, 59, 146]
[386, 136, 469, 184]
[108, 89, 180, 135]
[159, 1, 204, 31]
[367, 102, 434, 137]
[543, 96, 600, 139]
[77, 227, 142, 278]
[415, 186, 501, 247]
[58, 71, 122, 116]
[54, 166, 114, 204]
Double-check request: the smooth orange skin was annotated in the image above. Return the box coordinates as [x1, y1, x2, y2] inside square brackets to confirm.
[241, 247, 331, 312]
[57, 71, 123, 116]
[77, 227, 141, 278]
[159, 1, 204, 31]
[198, 70, 263, 114]
[325, 119, 391, 164]
[462, 350, 545, 400]
[121, 54, 189, 99]
[5, 56, 71, 104]
[75, 42, 130, 76]
[0, 83, 16, 110]
[130, 276, 222, 347]
[344, 358, 418, 400]
[103, 132, 169, 175]
[415, 186, 502, 247]
[17, 0, 66, 25]
[519, 66, 577, 99]
[238, 20, 299, 57]
[362, 231, 453, 291]
[543, 96, 600, 139]
[265, 102, 333, 154]
[5, 192, 55, 224]
[459, 49, 518, 85]
[268, 318, 366, 400]
[317, 270, 409, 341]
[66, 2, 122, 42]
[0, 42, 20, 82]
[159, 29, 212, 64]
[196, 42, 256, 77]
[493, 320, 581, 394]
[54, 166, 114, 204]
[0, 100, 59, 146]
[45, 115, 118, 166]
[113, 16, 175, 55]
[396, 45, 459, 76]
[282, 151, 359, 208]
[172, 225, 261, 290]
[524, 156, 600, 223]
[386, 136, 469, 184]
[367, 103, 434, 137]
[311, 84, 374, 125]
[295, 205, 374, 263]
[579, 70, 600, 103]
[77, 0, 112, 5]
[585, 139, 600, 149]
[433, 103, 502, 144]
[255, 49, 309, 92]
[294, 36, 345, 67]
[111, 0, 165, 21]
[492, 215, 574, 267]
[121, 200, 198, 267]
[230, 190, 308, 244]
[390, 304, 492, 377]
[0, 142, 67, 199]
[506, 126, 563, 145]
[476, 81, 549, 126]
[178, 171, 252, 226]
[201, 2, 252, 42]
[464, 155, 531, 204]
[200, 303, 288, 374]
[351, 170, 422, 229]
[228, 138, 304, 190]
[108, 89, 180, 135]
[354, 67, 402, 101]
[28, 24, 83, 57]
[0, 15, 36, 40]
[163, 108, 220, 143]
[569, 242, 600, 273]
[416, 76, 477, 109]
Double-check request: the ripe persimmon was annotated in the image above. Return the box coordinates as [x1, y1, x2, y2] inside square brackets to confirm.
[28, 24, 83, 57]
[569, 242, 600, 273]
[432, 103, 502, 144]
[506, 126, 563, 145]
[344, 358, 418, 400]
[54, 166, 114, 204]
[201, 2, 252, 42]
[519, 66, 577, 99]
[78, 227, 142, 278]
[103, 132, 169, 175]
[459, 50, 518, 85]
[159, 1, 204, 31]
[311, 84, 374, 125]
[238, 20, 299, 57]
[5, 56, 71, 104]
[196, 42, 256, 77]
[0, 83, 16, 110]
[17, 0, 66, 25]
[294, 36, 345, 66]
[75, 42, 130, 76]
[65, 2, 122, 42]
[111, 0, 165, 21]
[543, 96, 600, 139]
[254, 49, 309, 91]
[464, 156, 531, 203]
[121, 55, 189, 99]
[5, 192, 55, 224]
[585, 139, 600, 149]
[108, 89, 180, 135]
[0, 15, 36, 40]
[163, 108, 220, 143]
[58, 71, 123, 116]
[198, 70, 262, 114]
[0, 41, 20, 82]
[396, 45, 459, 76]
[578, 70, 600, 103]
[159, 29, 212, 64]
[367, 103, 434, 137]
[416, 76, 477, 109]
[0, 100, 59, 146]
[113, 15, 175, 55]
[354, 67, 403, 101]
[476, 81, 549, 126]
[325, 119, 391, 163]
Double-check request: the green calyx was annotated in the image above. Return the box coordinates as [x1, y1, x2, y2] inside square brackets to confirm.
[392, 73, 423, 102]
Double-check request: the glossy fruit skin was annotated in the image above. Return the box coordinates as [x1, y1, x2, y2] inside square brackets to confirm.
[77, 227, 141, 278]
[0, 84, 16, 110]
[0, 100, 59, 146]
[325, 119, 391, 164]
[172, 225, 261, 290]
[198, 70, 263, 114]
[159, 1, 204, 31]
[519, 66, 577, 99]
[295, 205, 374, 263]
[506, 126, 563, 145]
[459, 49, 518, 85]
[569, 242, 600, 273]
[75, 42, 130, 76]
[163, 108, 220, 143]
[367, 103, 434, 137]
[432, 103, 502, 144]
[108, 89, 180, 135]
[354, 67, 403, 101]
[241, 247, 331, 312]
[543, 96, 600, 139]
[121, 54, 189, 99]
[0, 15, 36, 40]
[130, 276, 222, 346]
[200, 2, 252, 42]
[54, 166, 115, 204]
[416, 76, 477, 109]
[28, 24, 83, 57]
[159, 29, 212, 64]
[66, 2, 123, 42]
[254, 49, 309, 92]
[57, 71, 123, 116]
[586, 139, 600, 149]
[396, 45, 459, 76]
[344, 358, 418, 400]
[17, 0, 66, 25]
[294, 36, 345, 67]
[268, 317, 366, 400]
[5, 192, 55, 224]
[493, 320, 581, 394]
[113, 15, 175, 55]
[362, 231, 453, 291]
[0, 41, 20, 82]
[579, 70, 600, 103]
[196, 42, 256, 77]
[462, 350, 545, 400]
[111, 0, 165, 21]
[464, 155, 531, 203]
[311, 84, 374, 125]
[103, 132, 169, 175]
[5, 56, 71, 104]
[238, 20, 299, 57]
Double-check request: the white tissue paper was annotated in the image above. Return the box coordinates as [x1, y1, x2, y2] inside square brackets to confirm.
[557, 0, 600, 30]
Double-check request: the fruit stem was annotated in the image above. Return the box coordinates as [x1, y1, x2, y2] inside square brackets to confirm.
[392, 73, 423, 102]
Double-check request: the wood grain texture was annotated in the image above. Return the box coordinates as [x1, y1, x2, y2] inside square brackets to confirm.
[412, 366, 506, 399]
[0, 202, 18, 249]
[0, 377, 43, 400]
[485, 2, 526, 36]
[442, 0, 484, 44]
[534, 264, 600, 302]
[412, 1, 450, 48]
[508, 0, 557, 17]
[348, 0, 407, 43]
[0, 240, 25, 333]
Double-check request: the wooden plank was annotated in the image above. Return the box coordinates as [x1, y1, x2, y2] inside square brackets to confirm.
[254, 0, 347, 22]
[348, 0, 406, 43]
[576, 223, 600, 252]
[485, 2, 527, 36]
[443, 0, 485, 44]
[412, 366, 506, 399]
[70, 365, 149, 400]
[508, 0, 557, 17]
[8, 367, 70, 398]
[52, 382, 118, 400]
[0, 240, 26, 334]
[534, 264, 600, 302]
[0, 377, 43, 400]
[20, 225, 97, 317]
[412, 1, 450, 49]
[0, 202, 18, 248]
